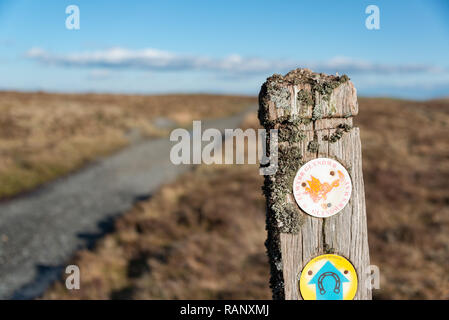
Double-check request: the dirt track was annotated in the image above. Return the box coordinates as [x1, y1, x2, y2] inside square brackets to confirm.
[0, 106, 256, 299]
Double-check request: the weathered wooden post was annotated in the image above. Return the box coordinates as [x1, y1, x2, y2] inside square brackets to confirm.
[259, 68, 371, 300]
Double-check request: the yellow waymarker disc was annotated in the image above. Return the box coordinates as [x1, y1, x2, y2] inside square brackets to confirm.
[299, 254, 358, 300]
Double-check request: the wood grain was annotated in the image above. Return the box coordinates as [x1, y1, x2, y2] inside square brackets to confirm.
[259, 69, 371, 300]
[280, 128, 371, 300]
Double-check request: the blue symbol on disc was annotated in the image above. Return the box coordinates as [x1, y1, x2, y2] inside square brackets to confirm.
[308, 261, 349, 300]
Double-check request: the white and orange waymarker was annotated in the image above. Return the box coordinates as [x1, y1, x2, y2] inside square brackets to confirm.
[293, 158, 352, 218]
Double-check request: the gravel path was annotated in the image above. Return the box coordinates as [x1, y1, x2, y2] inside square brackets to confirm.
[0, 106, 255, 299]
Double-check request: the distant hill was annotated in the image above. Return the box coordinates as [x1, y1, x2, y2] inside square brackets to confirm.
[0, 91, 256, 199]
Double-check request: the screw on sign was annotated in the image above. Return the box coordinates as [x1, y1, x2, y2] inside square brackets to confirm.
[258, 69, 371, 300]
[293, 158, 352, 218]
[299, 254, 358, 300]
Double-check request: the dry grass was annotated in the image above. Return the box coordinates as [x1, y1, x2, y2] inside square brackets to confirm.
[356, 98, 449, 299]
[44, 165, 270, 299]
[0, 91, 255, 198]
[44, 97, 449, 300]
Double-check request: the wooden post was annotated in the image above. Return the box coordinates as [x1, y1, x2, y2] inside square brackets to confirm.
[259, 68, 371, 300]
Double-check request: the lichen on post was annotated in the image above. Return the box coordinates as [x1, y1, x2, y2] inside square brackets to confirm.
[259, 68, 371, 300]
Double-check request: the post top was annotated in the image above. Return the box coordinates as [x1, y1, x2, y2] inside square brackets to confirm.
[259, 68, 358, 126]
[266, 68, 347, 85]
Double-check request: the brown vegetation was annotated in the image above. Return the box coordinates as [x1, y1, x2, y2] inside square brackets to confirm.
[44, 97, 449, 300]
[44, 165, 270, 299]
[356, 98, 449, 299]
[0, 91, 255, 198]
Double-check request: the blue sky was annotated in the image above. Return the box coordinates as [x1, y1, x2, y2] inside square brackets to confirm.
[0, 0, 448, 98]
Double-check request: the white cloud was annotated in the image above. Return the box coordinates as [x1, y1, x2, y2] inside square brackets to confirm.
[26, 47, 446, 77]
[86, 69, 113, 80]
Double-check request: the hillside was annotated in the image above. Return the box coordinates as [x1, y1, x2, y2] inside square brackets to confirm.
[43, 97, 449, 299]
[0, 92, 255, 199]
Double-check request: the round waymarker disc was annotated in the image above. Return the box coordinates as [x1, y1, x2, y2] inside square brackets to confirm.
[293, 158, 352, 218]
[299, 254, 358, 300]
